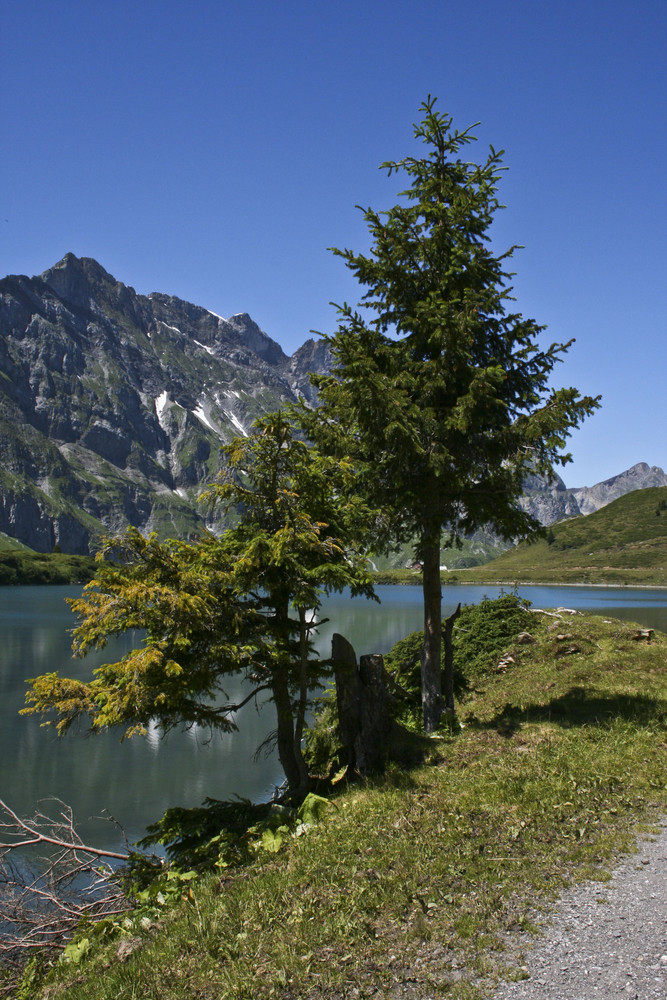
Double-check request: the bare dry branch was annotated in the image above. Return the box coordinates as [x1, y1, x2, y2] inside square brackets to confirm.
[0, 798, 132, 972]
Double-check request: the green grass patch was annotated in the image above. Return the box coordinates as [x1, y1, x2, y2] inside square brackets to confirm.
[0, 531, 34, 552]
[11, 608, 667, 999]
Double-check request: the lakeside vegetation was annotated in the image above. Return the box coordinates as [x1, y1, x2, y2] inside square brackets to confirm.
[12, 601, 666, 999]
[375, 487, 667, 588]
[0, 549, 97, 586]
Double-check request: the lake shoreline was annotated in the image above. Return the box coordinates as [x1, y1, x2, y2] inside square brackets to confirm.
[444, 579, 667, 590]
[375, 574, 667, 591]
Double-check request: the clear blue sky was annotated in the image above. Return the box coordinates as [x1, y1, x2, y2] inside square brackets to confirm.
[2, 0, 665, 488]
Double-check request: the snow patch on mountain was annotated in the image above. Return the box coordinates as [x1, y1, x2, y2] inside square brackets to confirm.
[192, 398, 221, 436]
[155, 391, 171, 431]
[194, 339, 215, 356]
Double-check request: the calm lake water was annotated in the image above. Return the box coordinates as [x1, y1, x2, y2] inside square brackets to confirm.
[1, 583, 666, 853]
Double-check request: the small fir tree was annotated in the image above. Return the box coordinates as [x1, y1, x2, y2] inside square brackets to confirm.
[24, 414, 375, 798]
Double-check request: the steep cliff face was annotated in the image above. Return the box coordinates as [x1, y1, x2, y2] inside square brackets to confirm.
[518, 471, 582, 526]
[0, 254, 328, 552]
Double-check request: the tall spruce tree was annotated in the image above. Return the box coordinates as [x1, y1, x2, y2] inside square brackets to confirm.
[306, 98, 600, 731]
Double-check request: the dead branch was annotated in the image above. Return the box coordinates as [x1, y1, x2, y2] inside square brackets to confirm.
[0, 799, 129, 860]
[527, 607, 582, 619]
[0, 798, 132, 971]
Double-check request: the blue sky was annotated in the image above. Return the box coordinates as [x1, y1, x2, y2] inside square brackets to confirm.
[2, 0, 665, 488]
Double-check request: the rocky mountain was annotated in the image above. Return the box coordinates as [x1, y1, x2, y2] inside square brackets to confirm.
[519, 463, 667, 526]
[569, 463, 667, 515]
[0, 254, 330, 553]
[1, 254, 663, 558]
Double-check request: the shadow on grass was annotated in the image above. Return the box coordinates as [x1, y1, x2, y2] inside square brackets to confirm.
[473, 687, 667, 736]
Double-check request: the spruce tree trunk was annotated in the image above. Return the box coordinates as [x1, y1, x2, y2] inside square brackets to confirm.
[291, 608, 312, 795]
[442, 602, 461, 713]
[421, 533, 443, 732]
[271, 592, 309, 797]
[271, 671, 302, 794]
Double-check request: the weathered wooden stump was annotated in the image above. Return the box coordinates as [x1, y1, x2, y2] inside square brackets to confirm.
[332, 633, 394, 775]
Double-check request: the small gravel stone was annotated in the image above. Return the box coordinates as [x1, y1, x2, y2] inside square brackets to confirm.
[490, 823, 667, 1000]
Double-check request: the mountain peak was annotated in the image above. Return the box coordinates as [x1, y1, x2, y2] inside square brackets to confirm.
[42, 253, 114, 283]
[0, 255, 327, 552]
[224, 312, 287, 365]
[39, 254, 136, 310]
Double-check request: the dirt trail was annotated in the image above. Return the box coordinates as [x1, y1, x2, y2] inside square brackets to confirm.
[490, 822, 667, 999]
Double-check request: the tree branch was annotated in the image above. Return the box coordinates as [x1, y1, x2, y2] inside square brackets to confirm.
[0, 798, 132, 973]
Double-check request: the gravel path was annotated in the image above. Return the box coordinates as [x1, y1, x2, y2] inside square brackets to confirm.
[490, 822, 667, 999]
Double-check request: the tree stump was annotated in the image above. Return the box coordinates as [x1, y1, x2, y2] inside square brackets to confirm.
[332, 634, 394, 775]
[332, 633, 362, 770]
[442, 602, 461, 713]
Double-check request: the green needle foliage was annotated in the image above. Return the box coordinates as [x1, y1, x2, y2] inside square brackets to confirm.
[202, 411, 377, 794]
[23, 413, 376, 797]
[306, 97, 600, 731]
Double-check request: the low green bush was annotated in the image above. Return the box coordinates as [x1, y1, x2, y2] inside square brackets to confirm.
[306, 592, 537, 767]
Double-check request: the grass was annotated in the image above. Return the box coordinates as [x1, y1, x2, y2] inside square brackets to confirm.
[0, 531, 34, 552]
[19, 609, 666, 999]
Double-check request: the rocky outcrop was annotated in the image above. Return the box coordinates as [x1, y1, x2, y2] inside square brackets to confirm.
[0, 481, 92, 553]
[518, 471, 584, 526]
[285, 338, 333, 404]
[0, 254, 330, 553]
[519, 463, 667, 526]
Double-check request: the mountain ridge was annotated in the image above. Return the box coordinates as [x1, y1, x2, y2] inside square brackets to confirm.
[1, 254, 664, 556]
[0, 254, 330, 552]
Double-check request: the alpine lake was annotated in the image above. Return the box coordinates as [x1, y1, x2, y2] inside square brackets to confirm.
[2, 583, 666, 854]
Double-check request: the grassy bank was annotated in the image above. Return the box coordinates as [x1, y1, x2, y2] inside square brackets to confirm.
[19, 608, 666, 1000]
[0, 551, 97, 586]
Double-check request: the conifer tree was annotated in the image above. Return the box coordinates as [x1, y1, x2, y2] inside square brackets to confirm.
[306, 98, 600, 731]
[24, 414, 374, 798]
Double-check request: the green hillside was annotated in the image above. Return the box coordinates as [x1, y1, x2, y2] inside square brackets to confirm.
[445, 486, 667, 586]
[0, 550, 97, 585]
[0, 531, 34, 552]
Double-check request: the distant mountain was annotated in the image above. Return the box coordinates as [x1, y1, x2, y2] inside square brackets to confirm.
[0, 254, 330, 552]
[518, 463, 667, 526]
[1, 254, 663, 557]
[449, 485, 667, 587]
